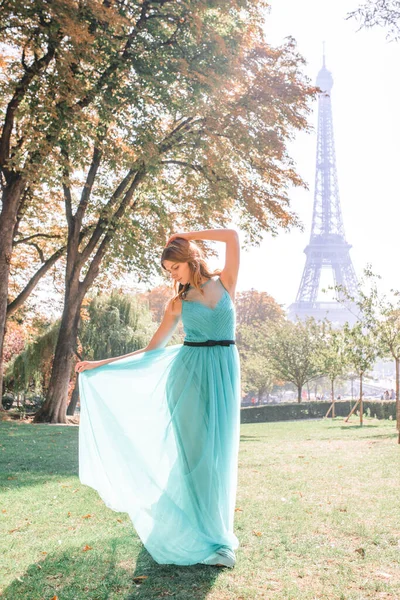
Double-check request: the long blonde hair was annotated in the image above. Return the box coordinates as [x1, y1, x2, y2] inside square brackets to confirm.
[161, 237, 221, 301]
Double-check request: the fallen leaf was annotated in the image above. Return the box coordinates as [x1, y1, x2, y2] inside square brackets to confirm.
[72, 489, 79, 493]
[132, 576, 148, 583]
[50, 596, 58, 600]
[82, 545, 92, 552]
[9, 527, 20, 533]
[2, 509, 6, 513]
[81, 514, 92, 519]
[235, 507, 243, 512]
[37, 564, 42, 569]
[67, 512, 72, 517]
[41, 551, 47, 555]
[355, 547, 365, 558]
[252, 530, 262, 537]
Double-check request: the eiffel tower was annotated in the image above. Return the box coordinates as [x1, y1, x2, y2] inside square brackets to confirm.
[288, 54, 358, 325]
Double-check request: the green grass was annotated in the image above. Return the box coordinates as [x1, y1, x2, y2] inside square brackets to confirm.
[1, 417, 400, 600]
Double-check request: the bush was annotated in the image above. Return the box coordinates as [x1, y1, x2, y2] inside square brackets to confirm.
[240, 400, 396, 423]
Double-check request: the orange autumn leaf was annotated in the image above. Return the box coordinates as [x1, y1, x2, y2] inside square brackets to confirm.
[132, 576, 148, 583]
[50, 596, 58, 600]
[82, 545, 92, 552]
[252, 530, 263, 537]
[234, 507, 243, 512]
[81, 514, 92, 519]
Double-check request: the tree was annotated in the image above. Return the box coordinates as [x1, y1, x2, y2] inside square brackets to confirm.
[26, 3, 314, 423]
[318, 324, 349, 418]
[337, 270, 400, 438]
[140, 285, 173, 324]
[236, 289, 284, 326]
[267, 319, 322, 403]
[238, 322, 277, 402]
[80, 291, 156, 361]
[5, 322, 60, 399]
[347, 272, 400, 440]
[342, 321, 377, 426]
[0, 0, 135, 403]
[349, 0, 400, 40]
[5, 291, 156, 412]
[236, 290, 283, 401]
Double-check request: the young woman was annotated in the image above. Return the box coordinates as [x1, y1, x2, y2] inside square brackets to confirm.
[76, 228, 241, 568]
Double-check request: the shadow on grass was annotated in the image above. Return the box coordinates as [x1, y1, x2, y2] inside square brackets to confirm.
[1, 537, 220, 600]
[130, 546, 221, 600]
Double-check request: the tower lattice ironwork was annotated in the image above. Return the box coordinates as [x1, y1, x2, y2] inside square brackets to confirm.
[288, 56, 358, 324]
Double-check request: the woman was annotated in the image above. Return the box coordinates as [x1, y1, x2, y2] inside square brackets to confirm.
[76, 228, 241, 568]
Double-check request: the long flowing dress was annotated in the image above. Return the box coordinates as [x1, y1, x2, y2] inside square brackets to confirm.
[78, 277, 241, 565]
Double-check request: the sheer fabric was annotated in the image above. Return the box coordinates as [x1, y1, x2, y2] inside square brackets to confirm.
[79, 277, 240, 565]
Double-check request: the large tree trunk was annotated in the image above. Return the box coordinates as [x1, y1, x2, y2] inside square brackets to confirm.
[34, 286, 81, 423]
[67, 378, 79, 416]
[0, 179, 26, 408]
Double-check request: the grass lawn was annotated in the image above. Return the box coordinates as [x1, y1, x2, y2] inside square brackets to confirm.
[1, 416, 400, 600]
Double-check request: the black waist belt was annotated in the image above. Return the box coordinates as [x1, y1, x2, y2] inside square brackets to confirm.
[183, 340, 235, 347]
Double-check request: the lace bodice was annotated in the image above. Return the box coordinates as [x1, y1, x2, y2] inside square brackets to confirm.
[181, 277, 236, 342]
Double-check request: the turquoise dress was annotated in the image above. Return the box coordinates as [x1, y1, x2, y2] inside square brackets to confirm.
[78, 277, 240, 565]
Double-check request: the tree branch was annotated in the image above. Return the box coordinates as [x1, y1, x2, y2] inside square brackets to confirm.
[78, 167, 136, 265]
[13, 233, 62, 246]
[0, 38, 59, 175]
[7, 244, 67, 317]
[80, 166, 146, 293]
[75, 145, 103, 230]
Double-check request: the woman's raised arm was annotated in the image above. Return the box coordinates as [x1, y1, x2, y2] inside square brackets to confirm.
[167, 228, 240, 298]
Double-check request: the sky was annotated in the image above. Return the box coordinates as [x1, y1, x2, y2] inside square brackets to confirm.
[34, 0, 400, 316]
[233, 0, 400, 309]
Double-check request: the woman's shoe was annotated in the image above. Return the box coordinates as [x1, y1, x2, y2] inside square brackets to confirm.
[200, 547, 236, 568]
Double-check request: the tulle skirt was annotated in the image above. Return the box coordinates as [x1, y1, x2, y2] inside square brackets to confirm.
[78, 343, 241, 565]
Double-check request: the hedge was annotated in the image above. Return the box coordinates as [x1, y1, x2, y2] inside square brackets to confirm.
[240, 400, 397, 423]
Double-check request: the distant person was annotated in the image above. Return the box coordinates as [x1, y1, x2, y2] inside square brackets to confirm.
[390, 389, 395, 400]
[384, 390, 390, 400]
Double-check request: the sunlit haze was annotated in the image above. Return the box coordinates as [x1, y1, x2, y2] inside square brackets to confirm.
[233, 0, 400, 309]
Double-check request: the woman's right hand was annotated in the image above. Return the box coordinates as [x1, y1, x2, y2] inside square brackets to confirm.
[75, 360, 102, 374]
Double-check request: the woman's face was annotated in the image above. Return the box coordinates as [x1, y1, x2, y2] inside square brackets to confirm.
[163, 260, 192, 285]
